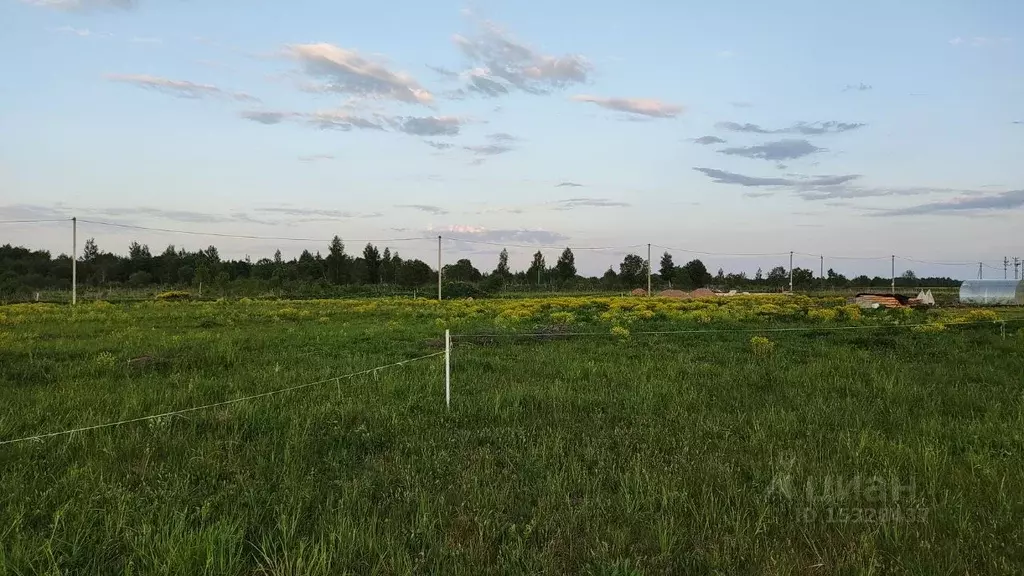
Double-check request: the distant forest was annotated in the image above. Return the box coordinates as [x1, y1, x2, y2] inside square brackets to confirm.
[0, 238, 961, 300]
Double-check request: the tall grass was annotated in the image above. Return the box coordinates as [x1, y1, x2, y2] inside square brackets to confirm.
[1, 298, 1022, 573]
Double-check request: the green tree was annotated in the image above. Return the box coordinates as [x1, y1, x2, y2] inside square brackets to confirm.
[444, 258, 482, 282]
[363, 243, 381, 284]
[555, 247, 576, 282]
[600, 267, 618, 289]
[128, 242, 151, 260]
[618, 254, 645, 288]
[326, 236, 347, 285]
[495, 248, 511, 279]
[792, 267, 814, 288]
[82, 238, 99, 262]
[675, 259, 710, 290]
[766, 266, 788, 287]
[397, 259, 434, 287]
[526, 251, 546, 285]
[659, 252, 675, 283]
[381, 248, 394, 283]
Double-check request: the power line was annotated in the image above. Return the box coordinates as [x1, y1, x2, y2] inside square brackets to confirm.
[652, 244, 790, 258]
[794, 251, 889, 261]
[76, 219, 432, 244]
[897, 256, 998, 268]
[445, 237, 645, 251]
[0, 219, 69, 224]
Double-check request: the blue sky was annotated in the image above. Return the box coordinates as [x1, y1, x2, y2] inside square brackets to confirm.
[1, 0, 1022, 277]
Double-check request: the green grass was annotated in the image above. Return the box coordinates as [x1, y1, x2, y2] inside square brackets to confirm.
[1, 298, 1023, 574]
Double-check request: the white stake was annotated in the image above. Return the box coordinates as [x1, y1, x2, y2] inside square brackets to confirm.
[72, 217, 77, 306]
[444, 329, 451, 409]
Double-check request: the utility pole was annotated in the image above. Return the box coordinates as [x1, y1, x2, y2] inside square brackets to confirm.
[1005, 257, 1009, 280]
[820, 255, 824, 280]
[789, 251, 793, 293]
[890, 255, 895, 294]
[978, 262, 983, 280]
[437, 235, 442, 302]
[1015, 257, 1021, 280]
[647, 243, 652, 296]
[71, 217, 77, 306]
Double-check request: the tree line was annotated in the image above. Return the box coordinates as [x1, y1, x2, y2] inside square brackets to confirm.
[0, 240, 960, 300]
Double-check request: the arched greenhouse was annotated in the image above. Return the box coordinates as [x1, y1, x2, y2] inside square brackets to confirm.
[958, 279, 1024, 305]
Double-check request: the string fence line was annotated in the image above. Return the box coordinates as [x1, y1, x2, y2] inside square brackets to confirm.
[449, 319, 1009, 340]
[0, 351, 444, 447]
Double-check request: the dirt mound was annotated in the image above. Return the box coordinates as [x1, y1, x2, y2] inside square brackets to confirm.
[658, 289, 690, 299]
[690, 288, 717, 298]
[630, 288, 647, 296]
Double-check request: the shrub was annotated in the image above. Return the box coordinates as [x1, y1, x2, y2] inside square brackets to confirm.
[750, 336, 775, 356]
[610, 325, 630, 339]
[549, 311, 575, 325]
[961, 309, 999, 322]
[155, 290, 191, 301]
[807, 308, 838, 322]
[93, 352, 117, 371]
[442, 281, 482, 299]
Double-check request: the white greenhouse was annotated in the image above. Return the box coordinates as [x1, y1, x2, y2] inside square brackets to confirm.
[958, 279, 1024, 305]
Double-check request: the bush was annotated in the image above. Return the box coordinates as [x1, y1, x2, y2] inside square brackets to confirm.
[807, 308, 838, 322]
[610, 325, 630, 339]
[154, 290, 191, 301]
[750, 336, 775, 356]
[442, 281, 482, 299]
[128, 271, 152, 287]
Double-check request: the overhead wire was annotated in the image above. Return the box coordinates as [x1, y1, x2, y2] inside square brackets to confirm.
[76, 219, 432, 244]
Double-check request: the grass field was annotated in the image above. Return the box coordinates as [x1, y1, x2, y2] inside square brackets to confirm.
[2, 295, 1023, 574]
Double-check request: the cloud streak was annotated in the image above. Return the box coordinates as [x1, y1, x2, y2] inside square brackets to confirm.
[693, 167, 860, 189]
[284, 43, 433, 105]
[571, 95, 684, 118]
[692, 167, 998, 202]
[106, 74, 259, 102]
[715, 120, 865, 135]
[693, 135, 726, 145]
[438, 225, 569, 245]
[452, 20, 591, 96]
[873, 190, 1024, 216]
[552, 198, 630, 210]
[391, 116, 464, 136]
[463, 144, 514, 156]
[25, 0, 135, 11]
[717, 139, 823, 161]
[254, 207, 381, 221]
[397, 204, 449, 215]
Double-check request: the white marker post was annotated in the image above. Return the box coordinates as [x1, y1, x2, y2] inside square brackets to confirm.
[71, 217, 78, 306]
[444, 329, 451, 409]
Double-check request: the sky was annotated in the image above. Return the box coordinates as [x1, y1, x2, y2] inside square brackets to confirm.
[1, 0, 1023, 278]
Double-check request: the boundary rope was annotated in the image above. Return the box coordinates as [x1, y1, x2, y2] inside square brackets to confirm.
[0, 351, 443, 447]
[450, 320, 1006, 339]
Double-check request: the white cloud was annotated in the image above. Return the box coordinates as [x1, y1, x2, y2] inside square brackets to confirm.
[284, 43, 433, 105]
[24, 0, 135, 11]
[571, 95, 684, 118]
[452, 20, 591, 96]
[105, 74, 259, 102]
